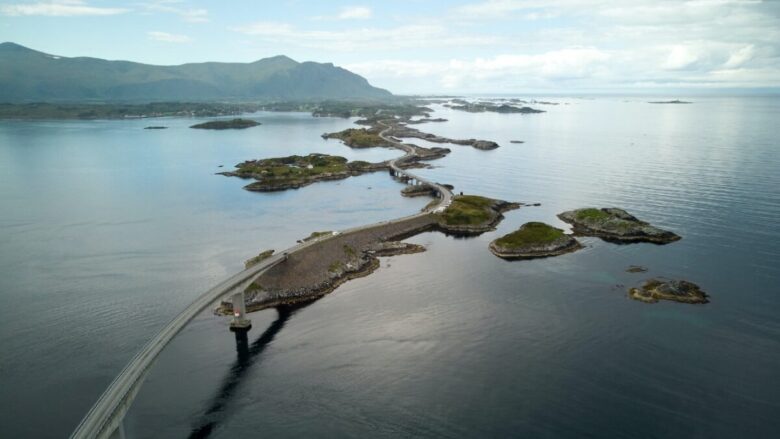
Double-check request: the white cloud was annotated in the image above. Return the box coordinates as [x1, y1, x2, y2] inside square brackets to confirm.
[0, 0, 129, 16]
[346, 48, 612, 90]
[143, 1, 208, 23]
[337, 6, 372, 20]
[147, 31, 191, 43]
[231, 22, 499, 51]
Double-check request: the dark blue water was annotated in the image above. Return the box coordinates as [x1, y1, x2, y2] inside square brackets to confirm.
[1, 98, 779, 438]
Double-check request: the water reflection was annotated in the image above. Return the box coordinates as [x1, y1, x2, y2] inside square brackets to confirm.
[188, 303, 310, 438]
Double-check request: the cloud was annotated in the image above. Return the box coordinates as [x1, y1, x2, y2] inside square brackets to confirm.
[337, 6, 372, 20]
[143, 1, 208, 23]
[346, 47, 612, 90]
[231, 21, 500, 51]
[147, 31, 191, 43]
[0, 0, 129, 16]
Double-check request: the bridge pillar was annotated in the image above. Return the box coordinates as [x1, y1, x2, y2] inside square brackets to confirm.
[229, 291, 252, 332]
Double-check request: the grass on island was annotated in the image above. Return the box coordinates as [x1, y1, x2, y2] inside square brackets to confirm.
[494, 222, 565, 248]
[245, 249, 274, 268]
[190, 118, 260, 130]
[235, 154, 351, 182]
[302, 231, 333, 242]
[440, 195, 495, 226]
[574, 208, 611, 221]
[325, 128, 388, 148]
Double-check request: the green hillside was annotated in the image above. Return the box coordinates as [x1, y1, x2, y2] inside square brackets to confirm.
[0, 42, 392, 102]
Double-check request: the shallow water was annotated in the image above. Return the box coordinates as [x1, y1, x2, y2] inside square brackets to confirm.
[1, 98, 779, 438]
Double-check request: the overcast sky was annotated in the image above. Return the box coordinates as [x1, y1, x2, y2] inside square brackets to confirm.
[2, 0, 779, 94]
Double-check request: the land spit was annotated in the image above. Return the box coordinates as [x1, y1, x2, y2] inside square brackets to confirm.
[220, 213, 438, 313]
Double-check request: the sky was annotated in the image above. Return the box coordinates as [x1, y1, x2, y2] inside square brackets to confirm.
[1, 0, 779, 94]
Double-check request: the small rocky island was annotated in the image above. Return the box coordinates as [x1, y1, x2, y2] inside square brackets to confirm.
[628, 278, 709, 304]
[322, 127, 389, 148]
[219, 153, 384, 191]
[144, 126, 167, 130]
[438, 195, 520, 234]
[448, 102, 545, 114]
[190, 118, 261, 130]
[489, 222, 582, 259]
[557, 208, 681, 244]
[648, 100, 692, 104]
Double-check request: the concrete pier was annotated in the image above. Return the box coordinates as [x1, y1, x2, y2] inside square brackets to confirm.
[229, 291, 252, 332]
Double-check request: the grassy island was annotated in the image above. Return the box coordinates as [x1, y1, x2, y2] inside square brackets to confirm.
[557, 207, 680, 244]
[220, 153, 384, 191]
[438, 195, 520, 234]
[190, 118, 261, 130]
[322, 127, 389, 148]
[629, 279, 708, 304]
[489, 222, 581, 259]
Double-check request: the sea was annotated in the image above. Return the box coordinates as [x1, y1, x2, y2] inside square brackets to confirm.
[1, 96, 778, 438]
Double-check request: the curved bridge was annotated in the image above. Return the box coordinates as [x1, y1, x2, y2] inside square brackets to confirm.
[71, 119, 453, 439]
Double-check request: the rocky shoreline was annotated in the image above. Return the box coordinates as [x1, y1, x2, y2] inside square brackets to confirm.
[231, 214, 438, 313]
[557, 207, 681, 244]
[628, 278, 708, 304]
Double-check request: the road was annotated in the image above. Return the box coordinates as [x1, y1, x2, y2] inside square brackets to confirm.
[71, 119, 454, 439]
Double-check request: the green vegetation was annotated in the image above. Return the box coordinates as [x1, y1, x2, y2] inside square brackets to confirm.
[0, 42, 391, 103]
[0, 102, 264, 120]
[233, 154, 349, 179]
[190, 118, 260, 130]
[558, 207, 681, 243]
[343, 244, 356, 257]
[440, 195, 495, 226]
[323, 128, 389, 148]
[494, 222, 566, 248]
[629, 279, 709, 304]
[302, 231, 333, 242]
[574, 208, 610, 221]
[328, 260, 344, 273]
[245, 249, 274, 269]
[223, 153, 381, 191]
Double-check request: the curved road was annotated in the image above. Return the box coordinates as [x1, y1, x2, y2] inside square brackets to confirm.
[71, 120, 453, 439]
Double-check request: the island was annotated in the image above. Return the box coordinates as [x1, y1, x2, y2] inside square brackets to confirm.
[489, 222, 582, 259]
[510, 140, 524, 144]
[648, 100, 692, 104]
[386, 123, 500, 150]
[219, 154, 387, 191]
[446, 101, 545, 114]
[557, 208, 681, 244]
[190, 118, 261, 130]
[437, 195, 520, 234]
[628, 279, 709, 304]
[321, 127, 390, 148]
[143, 126, 167, 130]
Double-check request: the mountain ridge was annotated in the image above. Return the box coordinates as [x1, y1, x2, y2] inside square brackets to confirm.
[0, 42, 392, 102]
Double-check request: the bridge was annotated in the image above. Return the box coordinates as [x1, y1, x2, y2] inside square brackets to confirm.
[70, 119, 453, 439]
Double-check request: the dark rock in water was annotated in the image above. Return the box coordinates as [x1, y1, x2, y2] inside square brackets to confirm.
[489, 222, 582, 260]
[510, 140, 525, 144]
[648, 100, 692, 104]
[472, 140, 499, 150]
[557, 207, 680, 244]
[217, 165, 224, 168]
[144, 126, 167, 129]
[628, 278, 708, 304]
[626, 265, 648, 273]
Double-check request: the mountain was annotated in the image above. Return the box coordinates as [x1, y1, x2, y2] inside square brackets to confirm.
[0, 42, 392, 102]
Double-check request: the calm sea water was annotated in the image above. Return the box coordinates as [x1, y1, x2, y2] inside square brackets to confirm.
[1, 98, 779, 438]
